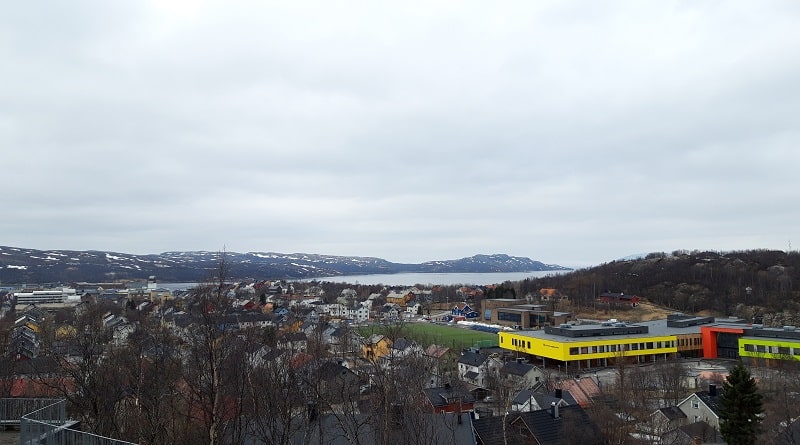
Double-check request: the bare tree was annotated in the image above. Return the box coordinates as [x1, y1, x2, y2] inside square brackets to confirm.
[180, 252, 243, 445]
[35, 301, 127, 437]
[110, 319, 187, 445]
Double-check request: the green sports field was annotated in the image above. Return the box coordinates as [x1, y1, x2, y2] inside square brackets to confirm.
[358, 322, 498, 350]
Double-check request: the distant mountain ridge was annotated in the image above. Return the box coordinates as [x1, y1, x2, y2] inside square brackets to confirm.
[0, 246, 569, 284]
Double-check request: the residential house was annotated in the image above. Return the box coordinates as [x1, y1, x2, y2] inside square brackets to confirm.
[510, 387, 575, 413]
[498, 359, 544, 389]
[379, 304, 400, 322]
[423, 384, 476, 414]
[347, 303, 369, 323]
[451, 303, 479, 319]
[472, 404, 605, 445]
[424, 344, 457, 386]
[307, 360, 360, 404]
[236, 312, 275, 329]
[277, 331, 308, 352]
[598, 292, 640, 307]
[643, 406, 688, 439]
[112, 322, 136, 346]
[677, 384, 723, 431]
[362, 334, 392, 361]
[536, 288, 570, 304]
[457, 349, 502, 387]
[386, 290, 414, 307]
[325, 303, 349, 318]
[340, 288, 358, 299]
[247, 345, 288, 368]
[660, 421, 724, 445]
[323, 326, 363, 355]
[387, 337, 423, 362]
[549, 377, 601, 408]
[405, 302, 422, 316]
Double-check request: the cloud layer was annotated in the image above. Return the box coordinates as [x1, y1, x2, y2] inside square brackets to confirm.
[3, 1, 800, 267]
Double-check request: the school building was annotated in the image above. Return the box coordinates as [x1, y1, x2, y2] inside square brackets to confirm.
[497, 313, 800, 372]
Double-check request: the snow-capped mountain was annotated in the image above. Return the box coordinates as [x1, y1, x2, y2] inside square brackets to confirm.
[0, 246, 569, 283]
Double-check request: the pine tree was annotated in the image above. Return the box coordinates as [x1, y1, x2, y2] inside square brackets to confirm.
[719, 362, 763, 445]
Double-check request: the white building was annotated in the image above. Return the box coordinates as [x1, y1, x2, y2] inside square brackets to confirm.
[14, 288, 78, 305]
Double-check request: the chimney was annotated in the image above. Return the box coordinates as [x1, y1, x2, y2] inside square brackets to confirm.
[709, 384, 717, 397]
[555, 388, 563, 399]
[457, 413, 463, 424]
[551, 401, 560, 419]
[391, 403, 403, 427]
[307, 403, 318, 422]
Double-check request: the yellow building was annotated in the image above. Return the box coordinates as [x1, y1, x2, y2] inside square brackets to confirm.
[385, 291, 414, 307]
[362, 334, 392, 361]
[738, 330, 800, 367]
[498, 315, 711, 373]
[500, 314, 800, 370]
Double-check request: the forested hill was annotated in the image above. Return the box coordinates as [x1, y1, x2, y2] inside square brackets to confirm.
[519, 250, 800, 315]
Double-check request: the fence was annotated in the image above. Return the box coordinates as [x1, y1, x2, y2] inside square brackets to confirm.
[0, 398, 61, 427]
[19, 399, 136, 445]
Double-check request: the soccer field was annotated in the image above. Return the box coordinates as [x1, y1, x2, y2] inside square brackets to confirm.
[359, 322, 498, 350]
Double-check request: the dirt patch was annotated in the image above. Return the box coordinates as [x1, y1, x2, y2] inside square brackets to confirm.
[573, 301, 676, 322]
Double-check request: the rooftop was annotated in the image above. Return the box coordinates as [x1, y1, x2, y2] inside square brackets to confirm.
[509, 318, 720, 343]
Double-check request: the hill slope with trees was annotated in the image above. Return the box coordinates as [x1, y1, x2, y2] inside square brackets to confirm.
[517, 250, 800, 320]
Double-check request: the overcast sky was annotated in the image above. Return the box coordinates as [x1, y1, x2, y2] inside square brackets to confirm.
[3, 1, 800, 268]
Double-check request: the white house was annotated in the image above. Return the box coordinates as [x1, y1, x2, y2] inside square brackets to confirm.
[457, 349, 503, 387]
[676, 384, 723, 431]
[348, 303, 369, 323]
[405, 302, 422, 316]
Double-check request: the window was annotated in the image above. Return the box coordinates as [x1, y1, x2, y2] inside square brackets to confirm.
[570, 347, 579, 355]
[756, 345, 766, 353]
[778, 347, 790, 355]
[498, 312, 522, 323]
[744, 344, 755, 352]
[692, 400, 699, 409]
[646, 342, 654, 350]
[527, 341, 531, 349]
[580, 347, 589, 354]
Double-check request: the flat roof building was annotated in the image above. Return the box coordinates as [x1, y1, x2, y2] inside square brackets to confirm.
[500, 313, 800, 371]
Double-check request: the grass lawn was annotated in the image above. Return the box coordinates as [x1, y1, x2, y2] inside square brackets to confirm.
[358, 322, 498, 350]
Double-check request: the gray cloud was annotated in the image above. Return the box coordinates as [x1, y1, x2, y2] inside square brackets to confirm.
[2, 1, 800, 267]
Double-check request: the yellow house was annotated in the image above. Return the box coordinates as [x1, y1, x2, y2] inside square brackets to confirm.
[385, 291, 414, 307]
[362, 334, 392, 361]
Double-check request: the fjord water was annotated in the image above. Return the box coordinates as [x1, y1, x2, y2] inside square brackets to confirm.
[159, 271, 570, 291]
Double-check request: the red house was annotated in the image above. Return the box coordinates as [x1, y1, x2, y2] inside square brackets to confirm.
[598, 292, 640, 307]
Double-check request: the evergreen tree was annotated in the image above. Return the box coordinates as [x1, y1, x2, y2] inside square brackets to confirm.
[719, 362, 763, 445]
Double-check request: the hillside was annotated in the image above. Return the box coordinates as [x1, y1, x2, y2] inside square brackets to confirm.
[0, 246, 568, 284]
[519, 249, 800, 317]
